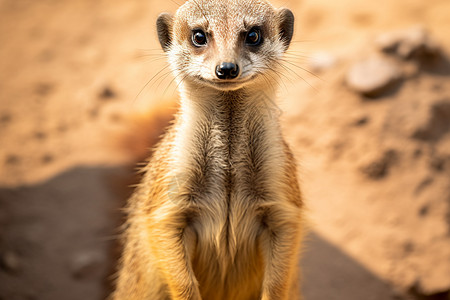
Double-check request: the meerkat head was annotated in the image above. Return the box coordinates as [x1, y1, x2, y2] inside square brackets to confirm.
[156, 0, 294, 92]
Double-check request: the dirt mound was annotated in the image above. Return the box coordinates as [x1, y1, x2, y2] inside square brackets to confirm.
[283, 26, 450, 298]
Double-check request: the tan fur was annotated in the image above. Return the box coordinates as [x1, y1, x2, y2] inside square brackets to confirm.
[111, 0, 303, 299]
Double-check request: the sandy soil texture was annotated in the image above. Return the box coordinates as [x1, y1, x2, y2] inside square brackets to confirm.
[1, 0, 449, 299]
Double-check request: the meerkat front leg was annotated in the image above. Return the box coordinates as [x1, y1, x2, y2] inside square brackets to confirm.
[152, 233, 201, 300]
[260, 203, 302, 300]
[148, 204, 201, 300]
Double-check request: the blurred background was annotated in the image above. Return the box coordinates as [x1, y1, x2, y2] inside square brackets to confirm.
[0, 0, 449, 299]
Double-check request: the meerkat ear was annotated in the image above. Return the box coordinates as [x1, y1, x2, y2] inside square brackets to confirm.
[277, 8, 295, 50]
[156, 13, 173, 52]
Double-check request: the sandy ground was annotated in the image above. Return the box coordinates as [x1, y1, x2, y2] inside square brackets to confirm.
[1, 0, 449, 299]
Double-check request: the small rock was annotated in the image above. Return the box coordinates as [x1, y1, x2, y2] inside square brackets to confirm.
[70, 251, 103, 280]
[376, 25, 441, 60]
[414, 148, 423, 158]
[429, 156, 445, 172]
[0, 113, 12, 125]
[346, 56, 401, 97]
[412, 99, 450, 141]
[5, 155, 20, 165]
[0, 251, 21, 273]
[409, 281, 450, 300]
[308, 51, 337, 72]
[360, 149, 398, 179]
[34, 82, 54, 96]
[418, 205, 429, 217]
[41, 154, 54, 164]
[414, 176, 433, 195]
[403, 241, 415, 254]
[353, 116, 369, 126]
[98, 86, 116, 100]
[33, 131, 47, 140]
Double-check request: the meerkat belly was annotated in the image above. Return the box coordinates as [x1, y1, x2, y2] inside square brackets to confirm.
[189, 196, 265, 300]
[187, 163, 268, 297]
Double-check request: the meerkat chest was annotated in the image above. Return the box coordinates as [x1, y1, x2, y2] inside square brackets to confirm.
[187, 128, 264, 252]
[176, 106, 285, 259]
[176, 108, 285, 297]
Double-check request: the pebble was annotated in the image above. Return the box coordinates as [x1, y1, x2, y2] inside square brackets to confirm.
[412, 99, 450, 141]
[0, 113, 12, 125]
[375, 25, 440, 60]
[70, 250, 103, 280]
[353, 115, 369, 126]
[41, 154, 54, 164]
[308, 51, 337, 72]
[346, 56, 401, 97]
[5, 154, 20, 165]
[34, 82, 54, 96]
[98, 86, 116, 100]
[408, 281, 450, 300]
[360, 149, 398, 179]
[0, 251, 21, 273]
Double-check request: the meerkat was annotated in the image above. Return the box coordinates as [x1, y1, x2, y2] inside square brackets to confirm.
[111, 0, 303, 299]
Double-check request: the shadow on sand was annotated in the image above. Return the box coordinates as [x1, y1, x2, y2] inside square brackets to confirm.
[0, 165, 401, 300]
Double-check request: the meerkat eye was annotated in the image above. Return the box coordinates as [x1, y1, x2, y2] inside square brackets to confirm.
[245, 27, 262, 46]
[192, 29, 207, 47]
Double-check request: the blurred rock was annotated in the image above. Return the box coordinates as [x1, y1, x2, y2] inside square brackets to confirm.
[0, 113, 12, 125]
[360, 149, 398, 179]
[403, 241, 414, 255]
[408, 281, 450, 300]
[429, 156, 445, 172]
[412, 99, 450, 141]
[376, 26, 441, 60]
[5, 155, 20, 166]
[353, 115, 369, 127]
[0, 251, 21, 273]
[70, 251, 104, 280]
[41, 154, 54, 165]
[33, 131, 47, 140]
[34, 82, 54, 96]
[346, 56, 401, 97]
[418, 205, 429, 217]
[309, 51, 337, 72]
[98, 86, 116, 100]
[414, 177, 433, 195]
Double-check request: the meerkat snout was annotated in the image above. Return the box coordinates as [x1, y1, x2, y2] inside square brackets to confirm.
[215, 62, 240, 80]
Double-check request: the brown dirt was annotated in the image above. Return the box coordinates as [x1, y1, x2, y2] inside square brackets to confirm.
[1, 0, 449, 299]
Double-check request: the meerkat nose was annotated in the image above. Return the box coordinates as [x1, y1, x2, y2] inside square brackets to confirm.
[215, 62, 240, 80]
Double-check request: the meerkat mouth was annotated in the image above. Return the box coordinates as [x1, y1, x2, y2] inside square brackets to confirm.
[195, 75, 257, 91]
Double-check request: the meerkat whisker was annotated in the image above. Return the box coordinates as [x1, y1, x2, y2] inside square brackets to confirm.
[136, 56, 168, 64]
[133, 65, 171, 104]
[273, 60, 305, 82]
[155, 70, 176, 92]
[280, 58, 323, 81]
